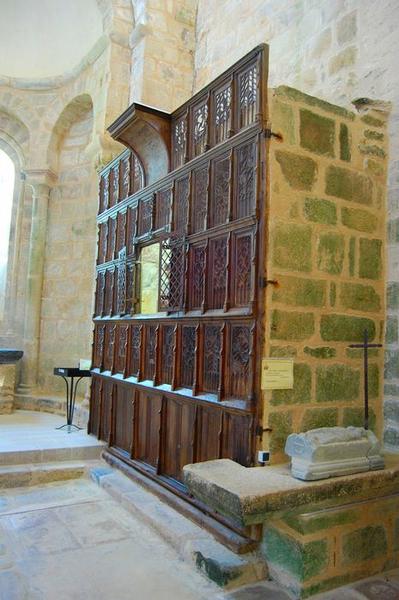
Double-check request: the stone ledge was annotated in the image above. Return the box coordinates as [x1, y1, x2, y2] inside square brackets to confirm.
[183, 455, 399, 527]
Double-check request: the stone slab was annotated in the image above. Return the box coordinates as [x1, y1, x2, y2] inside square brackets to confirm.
[183, 456, 399, 527]
[285, 427, 385, 481]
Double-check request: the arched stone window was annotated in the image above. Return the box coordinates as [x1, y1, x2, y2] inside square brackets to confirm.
[0, 148, 15, 319]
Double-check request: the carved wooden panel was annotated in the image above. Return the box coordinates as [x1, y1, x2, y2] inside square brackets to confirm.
[110, 164, 119, 207]
[155, 187, 172, 231]
[209, 153, 230, 228]
[94, 271, 105, 317]
[98, 222, 108, 264]
[104, 324, 116, 372]
[99, 380, 113, 442]
[159, 238, 185, 312]
[207, 236, 227, 309]
[106, 217, 116, 262]
[172, 114, 187, 169]
[131, 152, 145, 194]
[128, 325, 141, 377]
[138, 197, 153, 237]
[188, 242, 206, 310]
[126, 206, 137, 256]
[144, 325, 156, 381]
[104, 269, 115, 316]
[238, 62, 258, 128]
[191, 99, 208, 158]
[213, 83, 232, 144]
[173, 176, 189, 234]
[93, 324, 105, 369]
[120, 154, 131, 200]
[180, 325, 196, 388]
[190, 167, 208, 233]
[228, 323, 251, 399]
[116, 212, 127, 255]
[99, 174, 109, 213]
[161, 325, 174, 385]
[232, 229, 253, 307]
[115, 324, 129, 374]
[203, 324, 221, 393]
[234, 140, 256, 219]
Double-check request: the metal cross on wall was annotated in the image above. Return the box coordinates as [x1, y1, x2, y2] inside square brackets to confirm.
[348, 329, 382, 430]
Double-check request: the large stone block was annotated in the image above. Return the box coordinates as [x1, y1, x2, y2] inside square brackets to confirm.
[274, 87, 355, 120]
[301, 408, 338, 431]
[304, 346, 336, 359]
[320, 314, 376, 342]
[340, 282, 381, 312]
[272, 275, 326, 307]
[299, 109, 335, 157]
[325, 165, 373, 205]
[271, 364, 312, 406]
[272, 223, 312, 272]
[304, 197, 337, 225]
[343, 407, 376, 431]
[342, 525, 387, 564]
[275, 150, 317, 191]
[317, 232, 344, 274]
[272, 100, 295, 144]
[269, 411, 293, 453]
[359, 238, 382, 280]
[341, 207, 378, 233]
[316, 364, 360, 402]
[271, 310, 315, 341]
[339, 123, 351, 161]
[264, 526, 328, 582]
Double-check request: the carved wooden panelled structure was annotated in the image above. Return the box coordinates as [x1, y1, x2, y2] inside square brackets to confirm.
[90, 46, 269, 492]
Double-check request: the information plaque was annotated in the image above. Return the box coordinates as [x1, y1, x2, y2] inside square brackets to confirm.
[261, 358, 294, 390]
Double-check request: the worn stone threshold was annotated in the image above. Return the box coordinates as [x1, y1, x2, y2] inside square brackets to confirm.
[183, 455, 399, 526]
[0, 460, 102, 489]
[89, 463, 268, 590]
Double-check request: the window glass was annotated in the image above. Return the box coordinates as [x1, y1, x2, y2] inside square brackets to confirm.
[140, 243, 160, 314]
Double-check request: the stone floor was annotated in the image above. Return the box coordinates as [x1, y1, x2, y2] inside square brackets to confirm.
[0, 410, 104, 464]
[1, 410, 399, 599]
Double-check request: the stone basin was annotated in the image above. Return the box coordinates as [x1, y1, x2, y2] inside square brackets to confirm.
[0, 349, 23, 364]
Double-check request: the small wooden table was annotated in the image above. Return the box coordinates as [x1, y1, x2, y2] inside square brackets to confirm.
[53, 368, 91, 432]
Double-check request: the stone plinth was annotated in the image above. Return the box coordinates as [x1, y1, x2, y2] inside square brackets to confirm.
[183, 457, 399, 597]
[0, 350, 23, 414]
[285, 426, 385, 481]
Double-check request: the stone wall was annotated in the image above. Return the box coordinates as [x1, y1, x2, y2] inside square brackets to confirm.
[193, 0, 399, 451]
[264, 87, 388, 462]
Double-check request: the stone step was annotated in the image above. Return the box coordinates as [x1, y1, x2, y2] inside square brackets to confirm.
[0, 460, 100, 489]
[0, 444, 104, 466]
[89, 464, 268, 590]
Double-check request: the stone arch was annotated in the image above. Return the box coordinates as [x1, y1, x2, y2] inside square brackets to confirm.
[0, 108, 29, 164]
[47, 94, 94, 174]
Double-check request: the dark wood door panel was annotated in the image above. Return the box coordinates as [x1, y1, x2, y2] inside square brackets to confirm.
[113, 385, 134, 454]
[135, 391, 162, 469]
[162, 397, 196, 480]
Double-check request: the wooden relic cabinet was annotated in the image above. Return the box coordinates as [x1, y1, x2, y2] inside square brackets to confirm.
[89, 46, 269, 491]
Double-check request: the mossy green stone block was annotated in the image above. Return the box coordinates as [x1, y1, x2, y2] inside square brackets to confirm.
[273, 100, 295, 144]
[343, 407, 376, 431]
[342, 525, 387, 564]
[386, 316, 398, 343]
[364, 129, 384, 141]
[320, 314, 376, 342]
[346, 348, 379, 358]
[272, 275, 326, 307]
[317, 233, 344, 275]
[359, 144, 386, 159]
[361, 114, 384, 127]
[304, 346, 336, 358]
[300, 109, 335, 157]
[385, 350, 399, 379]
[340, 123, 351, 161]
[301, 407, 338, 431]
[349, 237, 356, 276]
[325, 165, 373, 205]
[330, 282, 336, 306]
[366, 158, 384, 177]
[316, 364, 360, 402]
[269, 411, 293, 452]
[359, 238, 382, 280]
[272, 223, 312, 272]
[285, 507, 358, 535]
[271, 310, 315, 341]
[264, 526, 329, 581]
[270, 346, 297, 357]
[342, 207, 378, 233]
[276, 150, 317, 191]
[274, 86, 355, 120]
[271, 364, 312, 406]
[387, 283, 399, 310]
[340, 282, 381, 312]
[304, 197, 337, 225]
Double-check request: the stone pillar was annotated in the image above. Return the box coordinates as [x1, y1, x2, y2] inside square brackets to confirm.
[17, 170, 56, 396]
